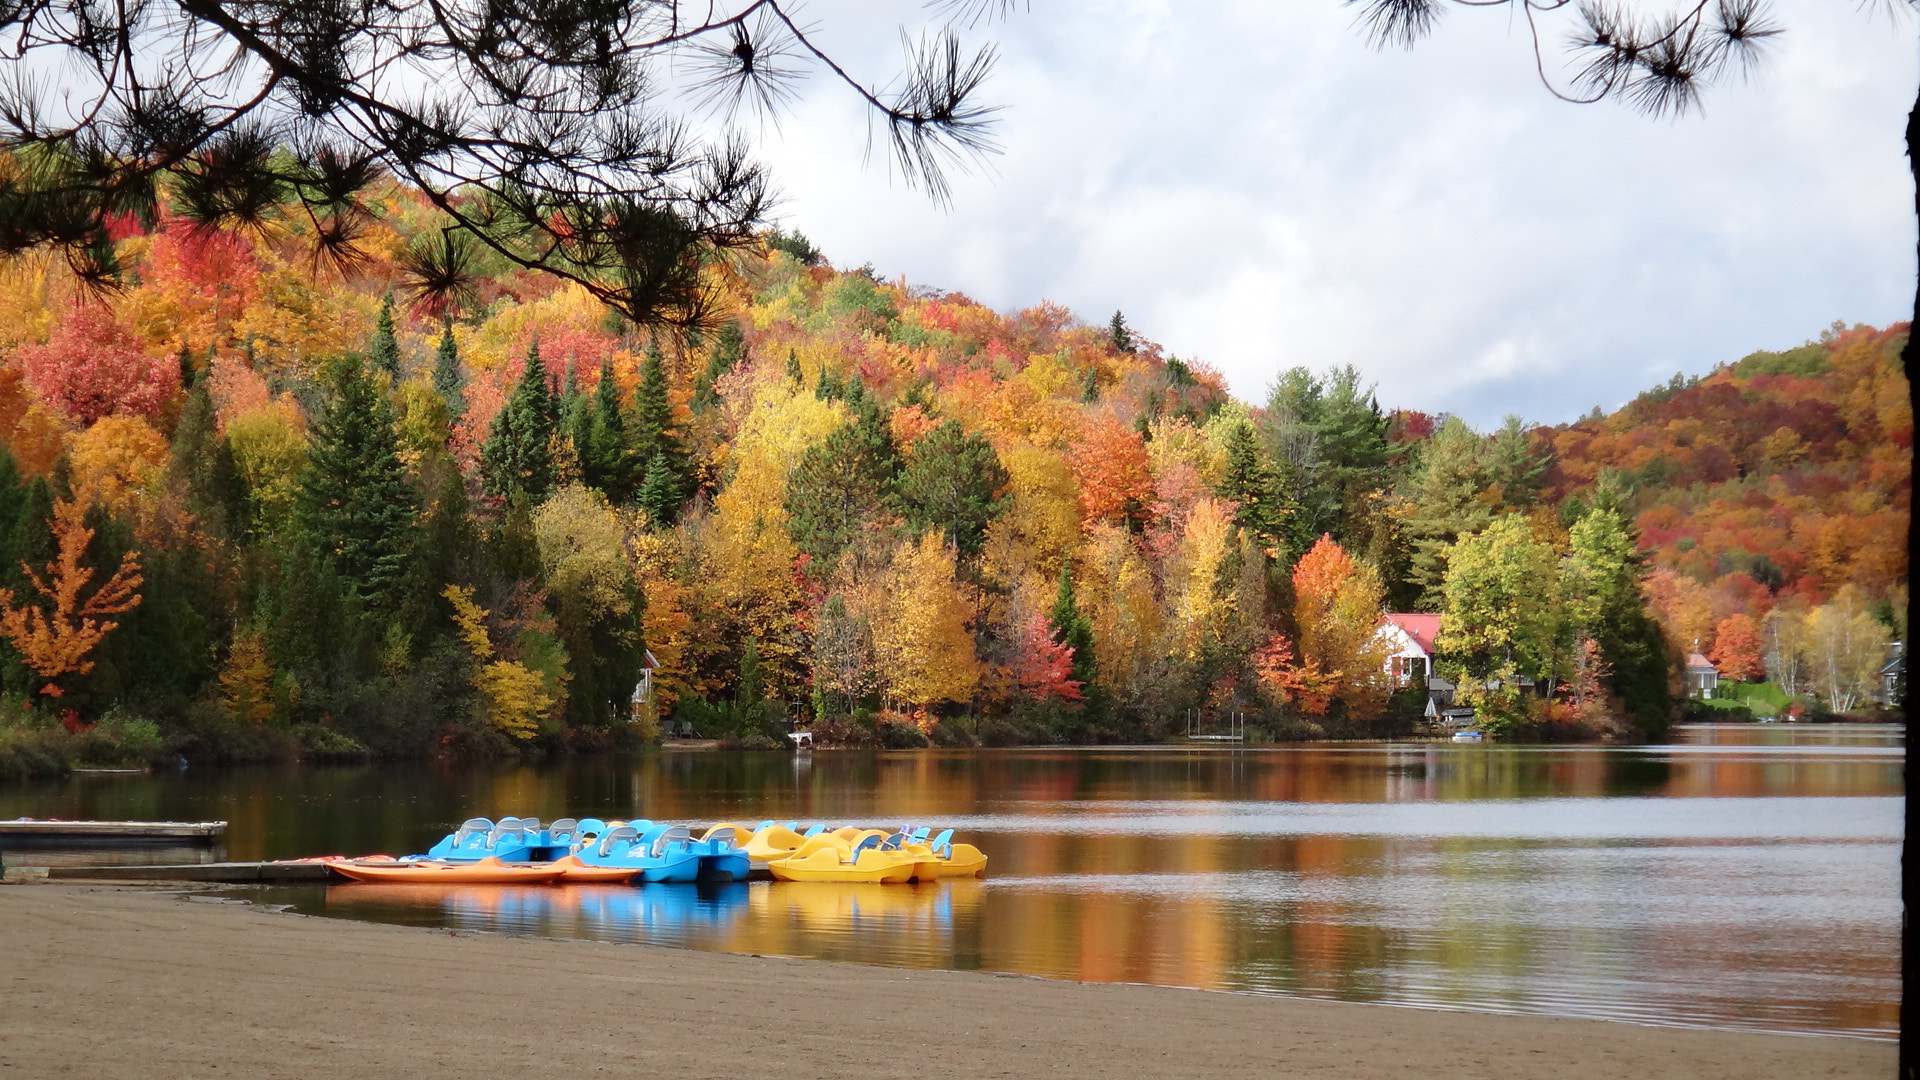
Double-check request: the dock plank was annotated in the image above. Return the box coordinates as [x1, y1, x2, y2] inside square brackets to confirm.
[0, 820, 227, 845]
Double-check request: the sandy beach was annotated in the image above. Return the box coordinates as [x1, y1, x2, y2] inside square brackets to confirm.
[0, 882, 1892, 1080]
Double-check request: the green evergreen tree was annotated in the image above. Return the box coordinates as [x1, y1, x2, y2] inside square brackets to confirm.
[894, 419, 1010, 557]
[1049, 562, 1096, 687]
[629, 343, 686, 517]
[370, 293, 401, 377]
[785, 409, 899, 567]
[1080, 367, 1100, 404]
[170, 375, 247, 539]
[814, 365, 844, 401]
[693, 321, 744, 413]
[431, 318, 465, 422]
[737, 634, 765, 709]
[582, 358, 637, 501]
[1485, 415, 1552, 510]
[636, 452, 680, 527]
[177, 340, 195, 389]
[1263, 365, 1391, 544]
[294, 356, 421, 613]
[784, 348, 803, 385]
[1108, 310, 1133, 354]
[1217, 419, 1300, 561]
[1563, 507, 1670, 736]
[480, 339, 557, 502]
[1403, 416, 1492, 608]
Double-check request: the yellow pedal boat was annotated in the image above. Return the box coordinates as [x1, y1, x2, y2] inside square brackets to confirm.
[760, 841, 917, 883]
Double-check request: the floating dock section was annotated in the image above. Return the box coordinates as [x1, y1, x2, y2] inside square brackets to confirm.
[0, 820, 228, 846]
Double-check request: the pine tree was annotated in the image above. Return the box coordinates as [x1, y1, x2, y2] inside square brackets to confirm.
[636, 452, 679, 527]
[480, 339, 557, 503]
[1108, 311, 1133, 354]
[894, 419, 1010, 558]
[1080, 367, 1100, 404]
[370, 293, 401, 378]
[1218, 419, 1300, 561]
[1404, 416, 1492, 607]
[1485, 415, 1551, 510]
[431, 318, 465, 422]
[294, 356, 421, 613]
[176, 340, 195, 390]
[1049, 561, 1096, 688]
[693, 321, 744, 414]
[785, 406, 899, 567]
[582, 357, 636, 501]
[784, 348, 802, 385]
[170, 376, 246, 539]
[629, 343, 686, 518]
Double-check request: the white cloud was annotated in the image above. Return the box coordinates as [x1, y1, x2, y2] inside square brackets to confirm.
[747, 2, 1915, 427]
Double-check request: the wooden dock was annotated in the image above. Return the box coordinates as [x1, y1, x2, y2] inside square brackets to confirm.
[6, 860, 779, 884]
[37, 861, 335, 883]
[0, 820, 228, 846]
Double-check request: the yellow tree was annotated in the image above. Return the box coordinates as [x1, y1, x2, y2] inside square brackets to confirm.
[870, 531, 980, 709]
[443, 585, 556, 740]
[66, 415, 170, 538]
[1077, 522, 1162, 695]
[1162, 497, 1236, 662]
[218, 631, 275, 725]
[0, 499, 143, 700]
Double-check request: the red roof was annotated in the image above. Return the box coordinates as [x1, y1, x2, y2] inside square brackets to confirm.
[1686, 652, 1716, 672]
[1381, 613, 1440, 656]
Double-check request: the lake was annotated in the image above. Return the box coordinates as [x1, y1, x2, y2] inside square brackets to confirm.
[2, 723, 1901, 1039]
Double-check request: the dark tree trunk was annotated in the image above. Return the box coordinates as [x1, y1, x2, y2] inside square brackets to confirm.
[1903, 71, 1917, 1080]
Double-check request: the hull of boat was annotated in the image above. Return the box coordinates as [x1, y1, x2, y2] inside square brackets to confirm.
[699, 851, 752, 882]
[326, 857, 566, 885]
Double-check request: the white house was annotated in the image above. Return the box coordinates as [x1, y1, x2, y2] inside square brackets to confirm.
[1373, 613, 1464, 722]
[1376, 613, 1440, 691]
[1685, 652, 1719, 699]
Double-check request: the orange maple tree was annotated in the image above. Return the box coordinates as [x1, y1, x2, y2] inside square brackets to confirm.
[1708, 613, 1765, 683]
[0, 499, 144, 700]
[1249, 631, 1338, 716]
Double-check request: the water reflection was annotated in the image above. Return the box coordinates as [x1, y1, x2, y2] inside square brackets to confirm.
[2, 723, 1901, 1039]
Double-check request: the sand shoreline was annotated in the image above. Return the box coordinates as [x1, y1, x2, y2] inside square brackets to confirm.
[0, 882, 1893, 1079]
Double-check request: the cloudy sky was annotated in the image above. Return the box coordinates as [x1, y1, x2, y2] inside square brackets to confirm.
[739, 2, 1915, 428]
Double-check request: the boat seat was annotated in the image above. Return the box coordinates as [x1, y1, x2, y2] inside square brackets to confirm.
[547, 818, 578, 844]
[651, 824, 692, 857]
[450, 819, 493, 850]
[598, 825, 640, 858]
[703, 825, 737, 846]
[847, 833, 882, 862]
[928, 829, 953, 857]
[802, 824, 825, 838]
[880, 832, 906, 851]
[910, 827, 931, 843]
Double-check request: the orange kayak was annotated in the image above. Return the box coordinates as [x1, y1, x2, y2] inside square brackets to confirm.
[325, 856, 568, 885]
[549, 855, 640, 884]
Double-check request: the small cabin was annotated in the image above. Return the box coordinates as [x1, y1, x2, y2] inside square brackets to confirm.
[1685, 652, 1719, 699]
[1878, 642, 1904, 705]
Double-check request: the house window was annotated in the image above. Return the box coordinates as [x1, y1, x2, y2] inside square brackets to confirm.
[1393, 656, 1426, 689]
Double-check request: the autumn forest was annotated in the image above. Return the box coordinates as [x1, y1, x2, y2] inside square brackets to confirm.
[0, 183, 1906, 772]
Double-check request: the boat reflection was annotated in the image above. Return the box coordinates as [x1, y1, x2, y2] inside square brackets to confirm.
[321, 878, 983, 963]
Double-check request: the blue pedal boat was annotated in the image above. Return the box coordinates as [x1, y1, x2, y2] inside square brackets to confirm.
[575, 824, 704, 883]
[690, 824, 752, 882]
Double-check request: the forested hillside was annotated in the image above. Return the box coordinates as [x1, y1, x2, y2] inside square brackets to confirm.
[0, 187, 1905, 771]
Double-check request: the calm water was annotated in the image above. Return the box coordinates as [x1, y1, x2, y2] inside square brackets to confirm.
[3, 723, 1901, 1039]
